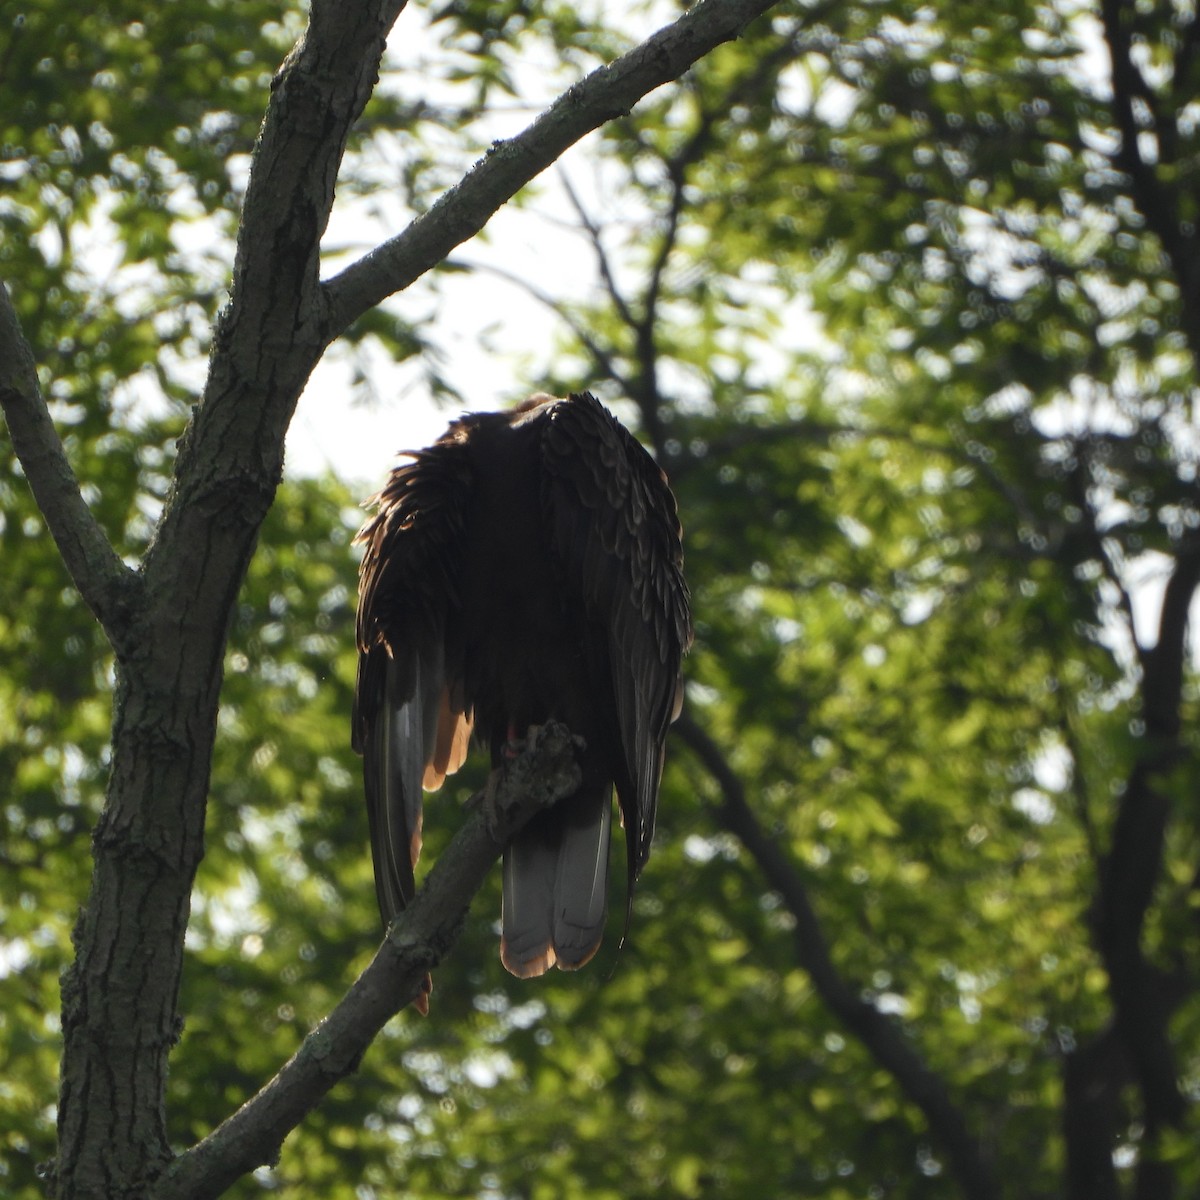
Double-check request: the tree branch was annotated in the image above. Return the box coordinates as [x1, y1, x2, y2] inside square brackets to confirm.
[446, 255, 639, 398]
[1094, 545, 1200, 1132]
[1100, 0, 1200, 355]
[557, 162, 674, 455]
[156, 723, 582, 1200]
[555, 24, 821, 456]
[0, 282, 142, 650]
[1066, 438, 1143, 666]
[320, 0, 784, 340]
[673, 713, 1001, 1200]
[55, 9, 418, 1189]
[558, 170, 641, 336]
[1062, 1027, 1126, 1200]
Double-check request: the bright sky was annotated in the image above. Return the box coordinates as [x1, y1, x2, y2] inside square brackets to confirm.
[287, 184, 602, 489]
[283, 0, 1119, 492]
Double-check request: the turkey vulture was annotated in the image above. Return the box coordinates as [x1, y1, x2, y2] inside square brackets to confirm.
[353, 392, 692, 981]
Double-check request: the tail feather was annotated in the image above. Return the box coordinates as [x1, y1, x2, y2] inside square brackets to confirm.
[500, 785, 612, 978]
[366, 646, 444, 927]
[501, 836, 558, 978]
[552, 792, 611, 970]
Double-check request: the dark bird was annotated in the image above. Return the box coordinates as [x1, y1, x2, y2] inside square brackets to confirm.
[352, 392, 692, 983]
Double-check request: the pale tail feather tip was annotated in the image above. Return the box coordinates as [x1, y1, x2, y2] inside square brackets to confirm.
[501, 939, 557, 979]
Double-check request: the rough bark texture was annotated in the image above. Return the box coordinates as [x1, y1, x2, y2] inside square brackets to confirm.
[0, 283, 139, 641]
[50, 4, 409, 1192]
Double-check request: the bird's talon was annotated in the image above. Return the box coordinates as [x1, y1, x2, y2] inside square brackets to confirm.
[410, 972, 432, 1016]
[503, 722, 542, 760]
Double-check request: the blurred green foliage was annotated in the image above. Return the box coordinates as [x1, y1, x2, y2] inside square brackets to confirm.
[3, 0, 1200, 1197]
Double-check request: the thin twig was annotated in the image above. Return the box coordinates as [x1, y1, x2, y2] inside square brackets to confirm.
[559, 170, 641, 334]
[446, 255, 638, 397]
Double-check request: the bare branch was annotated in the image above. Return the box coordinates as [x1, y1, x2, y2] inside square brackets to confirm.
[0, 282, 141, 650]
[446, 255, 639, 397]
[626, 125, 699, 454]
[1065, 439, 1144, 664]
[157, 723, 582, 1200]
[320, 0, 785, 340]
[559, 171, 642, 336]
[637, 62, 747, 332]
[674, 713, 1002, 1200]
[559, 160, 673, 454]
[632, 19, 844, 449]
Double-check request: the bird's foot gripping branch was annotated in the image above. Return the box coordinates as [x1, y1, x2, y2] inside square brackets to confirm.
[481, 722, 588, 840]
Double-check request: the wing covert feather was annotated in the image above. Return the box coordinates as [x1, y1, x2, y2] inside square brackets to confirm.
[538, 394, 692, 895]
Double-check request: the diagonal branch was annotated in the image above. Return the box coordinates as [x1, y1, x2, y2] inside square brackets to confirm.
[446, 255, 640, 398]
[0, 282, 141, 650]
[559, 170, 642, 336]
[674, 713, 1001, 1200]
[320, 0, 785, 341]
[156, 723, 582, 1200]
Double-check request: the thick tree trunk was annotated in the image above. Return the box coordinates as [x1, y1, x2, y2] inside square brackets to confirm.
[56, 663, 222, 1197]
